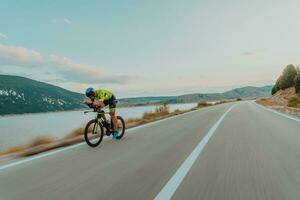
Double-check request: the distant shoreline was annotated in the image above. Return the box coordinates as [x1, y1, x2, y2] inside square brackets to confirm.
[0, 102, 199, 117]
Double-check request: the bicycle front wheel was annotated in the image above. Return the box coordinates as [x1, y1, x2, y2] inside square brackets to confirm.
[84, 119, 104, 147]
[116, 116, 125, 140]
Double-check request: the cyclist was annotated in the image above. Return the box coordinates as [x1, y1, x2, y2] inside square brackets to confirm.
[84, 87, 119, 139]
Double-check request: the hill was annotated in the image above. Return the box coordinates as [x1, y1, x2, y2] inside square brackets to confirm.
[0, 75, 273, 115]
[0, 75, 85, 115]
[119, 86, 273, 105]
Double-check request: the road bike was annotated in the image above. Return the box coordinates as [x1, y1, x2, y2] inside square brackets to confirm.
[83, 108, 125, 147]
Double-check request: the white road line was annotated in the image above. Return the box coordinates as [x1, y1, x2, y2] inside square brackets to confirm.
[0, 105, 226, 171]
[254, 102, 300, 123]
[154, 105, 235, 200]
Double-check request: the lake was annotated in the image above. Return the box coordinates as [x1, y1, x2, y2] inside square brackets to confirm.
[0, 103, 196, 151]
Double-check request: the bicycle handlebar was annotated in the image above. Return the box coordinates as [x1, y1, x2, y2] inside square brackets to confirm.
[84, 110, 95, 114]
[83, 109, 110, 115]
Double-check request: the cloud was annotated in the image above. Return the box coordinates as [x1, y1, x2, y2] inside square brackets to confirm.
[242, 51, 255, 56]
[0, 44, 43, 66]
[0, 44, 138, 85]
[63, 18, 72, 25]
[0, 33, 8, 40]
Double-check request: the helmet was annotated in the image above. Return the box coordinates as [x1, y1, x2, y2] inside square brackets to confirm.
[85, 87, 95, 97]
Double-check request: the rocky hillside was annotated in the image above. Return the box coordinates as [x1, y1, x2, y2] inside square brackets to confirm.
[257, 87, 300, 117]
[0, 75, 85, 115]
[258, 87, 296, 106]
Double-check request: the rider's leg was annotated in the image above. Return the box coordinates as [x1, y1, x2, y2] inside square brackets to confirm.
[109, 98, 118, 131]
[109, 111, 118, 131]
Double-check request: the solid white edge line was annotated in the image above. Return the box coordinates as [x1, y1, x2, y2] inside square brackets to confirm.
[0, 104, 227, 171]
[153, 105, 235, 200]
[254, 102, 300, 123]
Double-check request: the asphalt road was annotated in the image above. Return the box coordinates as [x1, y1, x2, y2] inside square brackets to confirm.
[1, 101, 300, 200]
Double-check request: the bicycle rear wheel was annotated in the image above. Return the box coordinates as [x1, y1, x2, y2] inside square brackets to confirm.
[84, 119, 104, 147]
[116, 116, 125, 140]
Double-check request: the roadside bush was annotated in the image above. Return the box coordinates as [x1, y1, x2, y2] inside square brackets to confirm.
[197, 101, 208, 107]
[237, 98, 242, 101]
[143, 104, 169, 120]
[288, 95, 300, 108]
[155, 103, 169, 114]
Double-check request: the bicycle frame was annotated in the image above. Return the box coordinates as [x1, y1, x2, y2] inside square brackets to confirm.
[84, 109, 113, 132]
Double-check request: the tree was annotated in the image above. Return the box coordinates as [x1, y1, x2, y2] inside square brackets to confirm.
[278, 64, 297, 90]
[296, 66, 300, 73]
[294, 73, 300, 93]
[271, 77, 281, 95]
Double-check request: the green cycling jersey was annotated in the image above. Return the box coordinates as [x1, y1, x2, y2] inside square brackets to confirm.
[94, 89, 113, 102]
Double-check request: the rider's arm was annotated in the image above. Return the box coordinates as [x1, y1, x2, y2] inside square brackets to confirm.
[93, 99, 105, 108]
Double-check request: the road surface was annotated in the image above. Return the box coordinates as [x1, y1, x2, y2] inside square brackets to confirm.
[1, 101, 300, 200]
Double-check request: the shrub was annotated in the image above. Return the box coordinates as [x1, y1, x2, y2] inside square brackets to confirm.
[237, 98, 242, 101]
[288, 95, 300, 108]
[155, 103, 169, 114]
[278, 64, 297, 90]
[142, 104, 169, 120]
[197, 101, 208, 107]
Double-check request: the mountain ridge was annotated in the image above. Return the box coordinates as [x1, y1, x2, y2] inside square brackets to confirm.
[0, 75, 272, 115]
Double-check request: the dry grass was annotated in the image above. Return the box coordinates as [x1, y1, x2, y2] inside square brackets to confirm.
[216, 100, 229, 104]
[197, 101, 208, 108]
[174, 108, 181, 112]
[143, 106, 169, 120]
[143, 111, 167, 120]
[0, 137, 54, 157]
[0, 146, 25, 156]
[65, 127, 85, 139]
[288, 95, 300, 108]
[126, 105, 183, 128]
[28, 137, 54, 148]
[126, 117, 141, 123]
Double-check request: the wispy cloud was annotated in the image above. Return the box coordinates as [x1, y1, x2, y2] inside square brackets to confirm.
[0, 44, 42, 65]
[0, 44, 138, 85]
[63, 18, 72, 25]
[0, 33, 8, 40]
[242, 51, 255, 56]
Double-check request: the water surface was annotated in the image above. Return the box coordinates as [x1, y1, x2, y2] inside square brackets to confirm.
[0, 103, 196, 151]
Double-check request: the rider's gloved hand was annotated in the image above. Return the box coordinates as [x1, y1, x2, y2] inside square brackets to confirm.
[83, 99, 93, 105]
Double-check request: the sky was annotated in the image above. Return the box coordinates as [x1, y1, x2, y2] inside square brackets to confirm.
[0, 0, 300, 97]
